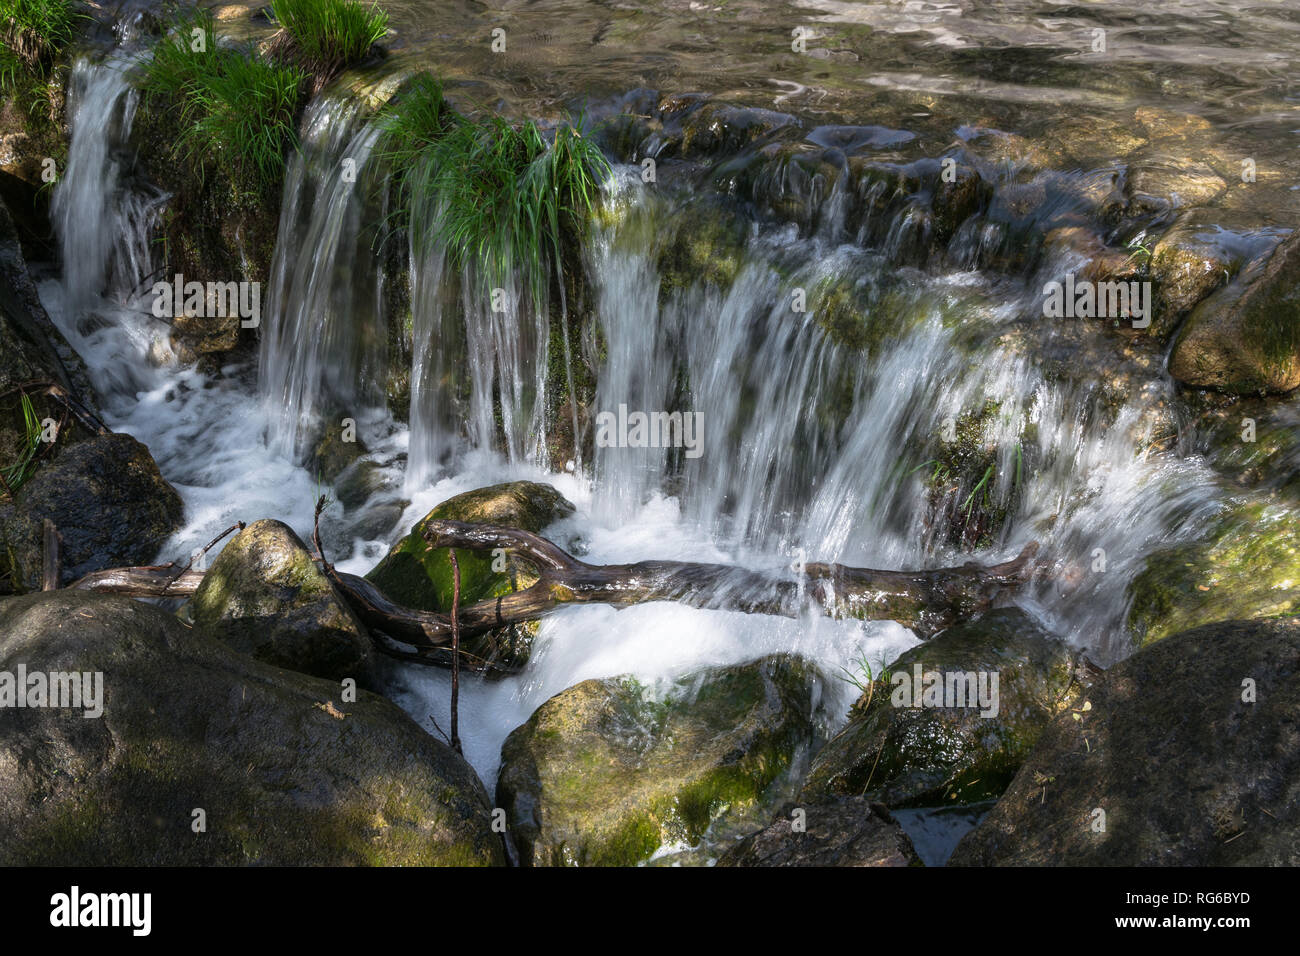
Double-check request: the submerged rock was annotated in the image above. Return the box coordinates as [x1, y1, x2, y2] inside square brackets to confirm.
[365, 481, 575, 670]
[0, 591, 505, 865]
[717, 797, 922, 867]
[0, 433, 184, 590]
[496, 655, 824, 866]
[950, 616, 1300, 866]
[1124, 152, 1227, 216]
[187, 519, 374, 686]
[1127, 503, 1300, 646]
[1169, 231, 1300, 394]
[802, 609, 1092, 807]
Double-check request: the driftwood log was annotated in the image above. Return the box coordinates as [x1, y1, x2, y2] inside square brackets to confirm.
[70, 517, 1038, 657]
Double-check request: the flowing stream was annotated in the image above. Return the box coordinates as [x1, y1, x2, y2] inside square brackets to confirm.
[38, 40, 1241, 848]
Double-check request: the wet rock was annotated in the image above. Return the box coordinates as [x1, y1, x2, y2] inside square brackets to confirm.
[679, 103, 799, 160]
[717, 797, 921, 867]
[1133, 106, 1214, 145]
[806, 125, 914, 154]
[365, 481, 574, 670]
[1147, 211, 1232, 336]
[802, 609, 1092, 807]
[170, 312, 241, 364]
[334, 458, 395, 510]
[496, 655, 824, 866]
[1169, 231, 1300, 394]
[656, 196, 750, 293]
[1124, 152, 1227, 216]
[187, 519, 374, 686]
[950, 616, 1300, 865]
[0, 433, 184, 591]
[307, 424, 368, 484]
[1127, 502, 1300, 646]
[0, 591, 505, 865]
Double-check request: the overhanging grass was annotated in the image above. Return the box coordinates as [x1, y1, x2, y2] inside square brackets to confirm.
[378, 75, 611, 310]
[268, 0, 388, 87]
[140, 11, 304, 195]
[0, 0, 82, 89]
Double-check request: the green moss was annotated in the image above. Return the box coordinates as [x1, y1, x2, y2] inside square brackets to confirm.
[1128, 503, 1300, 645]
[498, 655, 821, 866]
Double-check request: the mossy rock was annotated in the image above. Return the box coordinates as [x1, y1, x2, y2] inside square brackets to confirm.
[1147, 211, 1234, 338]
[656, 196, 749, 296]
[951, 616, 1300, 865]
[1127, 503, 1300, 646]
[365, 481, 575, 669]
[496, 655, 825, 866]
[307, 425, 368, 484]
[0, 591, 505, 866]
[803, 609, 1091, 808]
[188, 519, 374, 686]
[1169, 231, 1300, 394]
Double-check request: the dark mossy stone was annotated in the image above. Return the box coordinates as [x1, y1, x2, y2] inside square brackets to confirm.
[496, 654, 824, 866]
[0, 433, 183, 591]
[0, 591, 506, 866]
[951, 616, 1300, 865]
[1127, 503, 1300, 646]
[717, 797, 922, 867]
[188, 519, 374, 687]
[365, 481, 575, 670]
[803, 608, 1091, 808]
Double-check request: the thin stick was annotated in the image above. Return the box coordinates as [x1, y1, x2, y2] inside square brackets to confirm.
[448, 547, 462, 755]
[166, 521, 246, 589]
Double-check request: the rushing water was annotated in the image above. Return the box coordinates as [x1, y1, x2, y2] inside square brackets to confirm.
[38, 27, 1255, 851]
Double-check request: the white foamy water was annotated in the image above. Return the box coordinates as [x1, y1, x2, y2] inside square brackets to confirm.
[41, 56, 1229, 794]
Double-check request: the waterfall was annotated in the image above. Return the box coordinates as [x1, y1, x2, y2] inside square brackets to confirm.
[586, 165, 1224, 662]
[259, 95, 390, 461]
[52, 55, 160, 315]
[403, 186, 553, 489]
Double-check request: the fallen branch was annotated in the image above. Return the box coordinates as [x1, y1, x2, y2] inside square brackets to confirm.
[73, 517, 1039, 649]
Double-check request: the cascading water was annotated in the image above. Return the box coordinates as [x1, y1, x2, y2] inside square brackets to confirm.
[40, 48, 1233, 846]
[259, 95, 391, 462]
[52, 55, 162, 323]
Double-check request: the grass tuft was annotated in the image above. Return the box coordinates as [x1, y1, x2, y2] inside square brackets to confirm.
[268, 0, 388, 89]
[378, 75, 611, 310]
[140, 11, 304, 195]
[0, 0, 82, 89]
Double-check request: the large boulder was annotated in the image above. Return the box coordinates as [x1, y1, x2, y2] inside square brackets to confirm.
[1127, 504, 1300, 646]
[950, 617, 1300, 866]
[0, 433, 184, 590]
[496, 655, 824, 866]
[1169, 231, 1300, 394]
[802, 609, 1092, 807]
[365, 481, 575, 669]
[187, 519, 374, 686]
[0, 591, 505, 866]
[717, 797, 922, 867]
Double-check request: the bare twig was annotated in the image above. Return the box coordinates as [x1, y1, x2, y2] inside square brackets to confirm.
[449, 547, 462, 755]
[166, 521, 246, 590]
